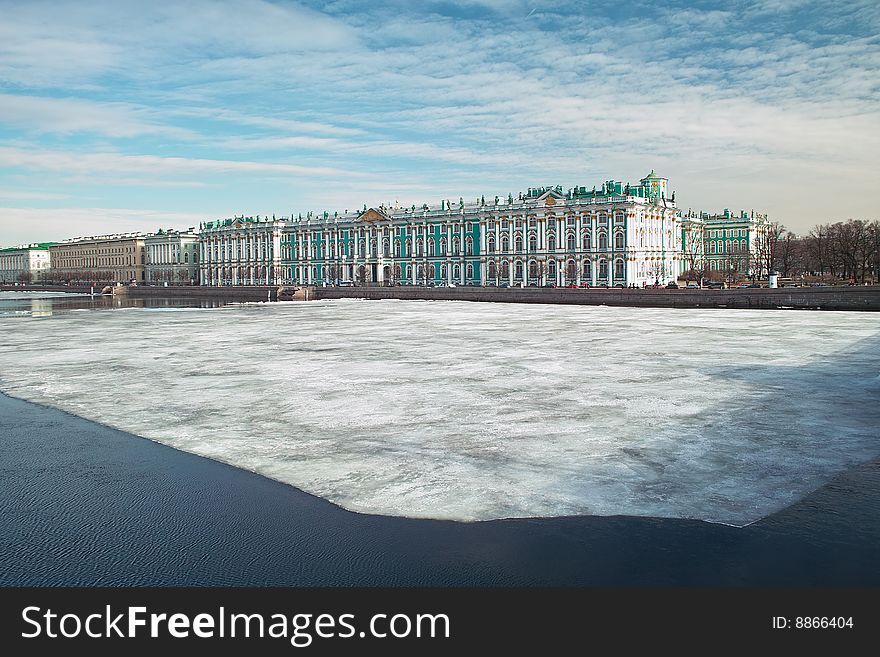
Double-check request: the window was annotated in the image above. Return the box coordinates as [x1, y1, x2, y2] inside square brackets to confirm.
[582, 260, 591, 277]
[582, 232, 591, 250]
[488, 236, 496, 253]
[598, 233, 608, 250]
[515, 261, 523, 279]
[453, 264, 461, 279]
[466, 263, 474, 279]
[515, 237, 523, 252]
[548, 260, 556, 276]
[465, 237, 473, 255]
[529, 236, 537, 252]
[567, 234, 576, 251]
[548, 234, 556, 251]
[599, 260, 608, 277]
[394, 241, 401, 257]
[440, 237, 447, 255]
[529, 260, 537, 279]
[614, 259, 625, 279]
[614, 233, 624, 250]
[488, 261, 497, 279]
[501, 235, 510, 252]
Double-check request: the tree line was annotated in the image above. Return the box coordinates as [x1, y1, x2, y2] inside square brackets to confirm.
[771, 219, 880, 283]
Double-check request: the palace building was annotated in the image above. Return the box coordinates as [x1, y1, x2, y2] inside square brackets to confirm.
[145, 229, 200, 285]
[0, 243, 54, 283]
[49, 234, 147, 283]
[680, 208, 771, 279]
[199, 172, 682, 288]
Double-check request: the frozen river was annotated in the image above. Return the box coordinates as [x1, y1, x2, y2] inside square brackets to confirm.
[0, 294, 878, 526]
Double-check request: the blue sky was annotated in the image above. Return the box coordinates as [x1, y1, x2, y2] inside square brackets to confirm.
[0, 0, 878, 245]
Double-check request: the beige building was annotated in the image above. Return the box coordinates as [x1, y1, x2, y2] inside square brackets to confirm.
[0, 243, 54, 283]
[49, 234, 147, 283]
[145, 229, 200, 284]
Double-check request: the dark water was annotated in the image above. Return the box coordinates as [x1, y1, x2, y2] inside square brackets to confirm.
[1, 391, 878, 586]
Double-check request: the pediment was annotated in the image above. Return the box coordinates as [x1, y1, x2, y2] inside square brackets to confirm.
[537, 189, 565, 204]
[359, 208, 390, 222]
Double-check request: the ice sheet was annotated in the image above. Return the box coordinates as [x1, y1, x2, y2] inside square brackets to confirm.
[0, 299, 878, 525]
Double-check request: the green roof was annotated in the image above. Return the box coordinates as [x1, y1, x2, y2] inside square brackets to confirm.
[0, 242, 56, 252]
[642, 170, 664, 180]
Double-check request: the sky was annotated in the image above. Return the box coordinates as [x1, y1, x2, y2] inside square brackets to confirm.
[0, 0, 878, 245]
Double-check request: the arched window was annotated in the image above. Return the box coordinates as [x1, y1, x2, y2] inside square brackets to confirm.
[428, 263, 436, 278]
[453, 264, 461, 279]
[382, 239, 390, 257]
[567, 260, 576, 281]
[184, 252, 189, 263]
[515, 261, 524, 279]
[548, 234, 556, 251]
[615, 232, 624, 250]
[582, 260, 591, 277]
[515, 237, 523, 252]
[404, 239, 411, 257]
[567, 233, 576, 251]
[394, 241, 401, 257]
[394, 264, 401, 278]
[439, 237, 447, 255]
[598, 233, 608, 250]
[615, 259, 625, 279]
[599, 260, 608, 277]
[428, 238, 435, 256]
[405, 264, 411, 280]
[501, 261, 510, 278]
[465, 236, 473, 255]
[417, 239, 423, 256]
[529, 260, 537, 279]
[488, 261, 497, 279]
[452, 237, 460, 255]
[582, 232, 591, 250]
[548, 260, 556, 276]
[418, 264, 425, 279]
[466, 263, 474, 279]
[501, 235, 510, 252]
[488, 236, 496, 253]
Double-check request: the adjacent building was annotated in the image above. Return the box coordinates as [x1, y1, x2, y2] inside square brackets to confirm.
[145, 229, 200, 285]
[49, 234, 147, 283]
[0, 243, 54, 283]
[200, 172, 682, 287]
[680, 208, 771, 279]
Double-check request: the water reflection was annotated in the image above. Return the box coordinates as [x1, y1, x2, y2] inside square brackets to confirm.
[0, 293, 238, 317]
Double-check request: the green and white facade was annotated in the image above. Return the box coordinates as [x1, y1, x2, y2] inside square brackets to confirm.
[199, 172, 681, 287]
[680, 208, 770, 278]
[0, 243, 54, 283]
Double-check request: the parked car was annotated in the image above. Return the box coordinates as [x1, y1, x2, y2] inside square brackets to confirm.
[566, 283, 578, 289]
[685, 283, 699, 289]
[704, 281, 724, 289]
[578, 282, 590, 288]
[543, 283, 556, 288]
[596, 283, 609, 288]
[666, 282, 679, 289]
[499, 282, 509, 288]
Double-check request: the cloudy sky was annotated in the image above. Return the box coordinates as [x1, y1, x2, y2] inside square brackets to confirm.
[0, 0, 878, 245]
